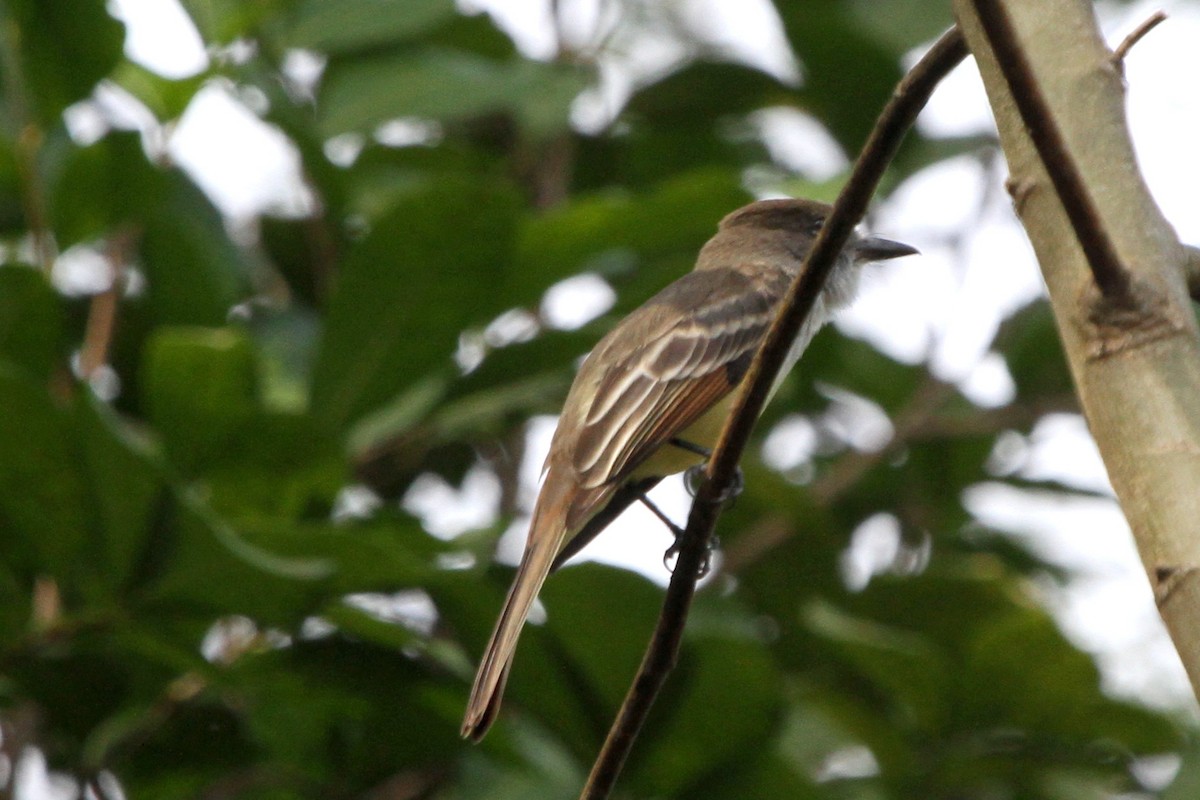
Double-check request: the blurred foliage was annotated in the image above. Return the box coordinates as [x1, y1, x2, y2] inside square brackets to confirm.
[0, 0, 1190, 798]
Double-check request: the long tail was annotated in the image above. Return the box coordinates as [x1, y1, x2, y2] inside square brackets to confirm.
[461, 473, 577, 741]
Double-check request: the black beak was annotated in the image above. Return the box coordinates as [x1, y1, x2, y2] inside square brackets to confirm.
[855, 235, 919, 262]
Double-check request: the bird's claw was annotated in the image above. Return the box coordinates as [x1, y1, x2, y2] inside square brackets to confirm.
[684, 464, 744, 506]
[663, 533, 720, 577]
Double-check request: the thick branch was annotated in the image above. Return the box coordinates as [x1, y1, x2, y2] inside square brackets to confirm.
[971, 0, 1131, 300]
[578, 26, 969, 800]
[953, 0, 1200, 702]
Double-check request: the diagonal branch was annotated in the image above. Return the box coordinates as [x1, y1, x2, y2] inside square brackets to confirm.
[971, 0, 1133, 301]
[954, 0, 1200, 705]
[578, 25, 969, 800]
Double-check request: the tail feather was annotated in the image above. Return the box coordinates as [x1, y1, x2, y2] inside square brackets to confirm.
[461, 533, 555, 740]
[462, 471, 603, 740]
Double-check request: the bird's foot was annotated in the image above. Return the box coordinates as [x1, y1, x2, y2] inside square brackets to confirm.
[683, 462, 744, 506]
[637, 492, 719, 577]
[662, 532, 719, 578]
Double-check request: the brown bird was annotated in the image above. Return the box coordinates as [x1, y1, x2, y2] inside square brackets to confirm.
[461, 197, 917, 740]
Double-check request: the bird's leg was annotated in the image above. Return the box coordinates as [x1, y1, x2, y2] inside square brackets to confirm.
[637, 492, 717, 577]
[668, 437, 713, 459]
[637, 493, 683, 539]
[670, 437, 744, 505]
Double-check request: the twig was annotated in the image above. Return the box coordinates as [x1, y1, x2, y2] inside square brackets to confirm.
[550, 0, 568, 59]
[971, 0, 1132, 301]
[0, 18, 55, 274]
[719, 385, 1081, 574]
[1110, 10, 1167, 73]
[78, 228, 137, 381]
[906, 391, 1079, 439]
[577, 25, 969, 800]
[300, 176, 339, 305]
[84, 775, 113, 800]
[720, 376, 953, 574]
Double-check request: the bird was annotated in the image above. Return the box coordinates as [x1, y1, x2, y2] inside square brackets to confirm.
[461, 197, 917, 740]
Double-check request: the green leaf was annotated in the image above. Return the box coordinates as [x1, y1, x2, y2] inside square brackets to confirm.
[86, 698, 250, 793]
[109, 61, 208, 122]
[804, 600, 949, 730]
[76, 395, 166, 591]
[965, 610, 1178, 750]
[342, 139, 496, 226]
[320, 600, 427, 651]
[141, 326, 259, 474]
[538, 564, 663, 711]
[310, 178, 520, 429]
[48, 132, 138, 247]
[176, 0, 277, 43]
[279, 0, 457, 53]
[199, 516, 443, 611]
[680, 751, 822, 800]
[774, 2, 904, 149]
[259, 216, 332, 308]
[0, 265, 64, 380]
[203, 412, 344, 522]
[632, 623, 783, 796]
[515, 168, 750, 309]
[319, 50, 588, 137]
[628, 61, 792, 122]
[1164, 734, 1200, 800]
[247, 306, 322, 414]
[229, 638, 460, 783]
[793, 334, 924, 411]
[846, 0, 956, 54]
[2, 0, 124, 124]
[139, 493, 335, 626]
[426, 9, 516, 60]
[138, 170, 251, 326]
[998, 301, 1075, 398]
[51, 133, 250, 325]
[0, 365, 90, 576]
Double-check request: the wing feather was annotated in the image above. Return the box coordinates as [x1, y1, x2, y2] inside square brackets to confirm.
[570, 265, 789, 489]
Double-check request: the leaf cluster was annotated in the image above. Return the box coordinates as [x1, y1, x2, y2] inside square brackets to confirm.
[0, 1, 1189, 798]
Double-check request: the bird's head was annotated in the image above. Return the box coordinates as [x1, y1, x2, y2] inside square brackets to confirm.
[716, 197, 918, 266]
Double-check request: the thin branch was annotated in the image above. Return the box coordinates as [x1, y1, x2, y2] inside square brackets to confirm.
[907, 391, 1079, 439]
[720, 375, 952, 574]
[578, 25, 969, 800]
[78, 228, 137, 382]
[299, 177, 339, 305]
[719, 385, 1080, 574]
[1110, 10, 1167, 73]
[971, 0, 1132, 301]
[0, 14, 55, 273]
[550, 0, 568, 59]
[84, 775, 113, 800]
[809, 377, 956, 506]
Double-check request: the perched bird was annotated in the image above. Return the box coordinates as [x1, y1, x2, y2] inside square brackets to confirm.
[462, 197, 917, 740]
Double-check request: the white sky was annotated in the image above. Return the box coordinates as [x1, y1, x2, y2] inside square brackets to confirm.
[97, 0, 1200, 739]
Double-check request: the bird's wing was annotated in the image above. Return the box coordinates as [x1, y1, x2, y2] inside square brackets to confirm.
[570, 265, 789, 491]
